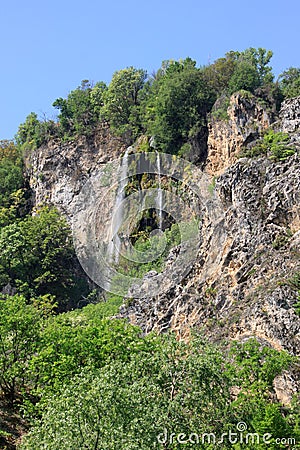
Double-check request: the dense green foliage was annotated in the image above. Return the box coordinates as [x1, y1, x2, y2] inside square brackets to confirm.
[17, 326, 299, 449]
[0, 294, 44, 401]
[1, 46, 300, 449]
[228, 60, 261, 95]
[102, 67, 147, 139]
[16, 46, 298, 156]
[0, 140, 27, 228]
[0, 141, 24, 205]
[279, 67, 300, 99]
[242, 129, 296, 161]
[16, 112, 57, 152]
[141, 58, 215, 154]
[0, 207, 89, 308]
[0, 294, 298, 449]
[0, 294, 125, 403]
[0, 291, 298, 448]
[203, 48, 273, 96]
[53, 80, 107, 138]
[21, 336, 228, 449]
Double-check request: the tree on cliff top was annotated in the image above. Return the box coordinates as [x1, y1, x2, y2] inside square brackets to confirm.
[278, 67, 300, 99]
[203, 47, 274, 96]
[53, 80, 107, 138]
[102, 67, 147, 141]
[142, 58, 215, 154]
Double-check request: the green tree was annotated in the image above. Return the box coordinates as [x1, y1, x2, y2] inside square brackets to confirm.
[278, 67, 300, 99]
[203, 48, 274, 98]
[0, 189, 27, 228]
[0, 141, 24, 207]
[21, 335, 229, 449]
[241, 47, 274, 85]
[144, 58, 215, 154]
[226, 339, 296, 448]
[0, 141, 27, 227]
[228, 60, 261, 94]
[0, 207, 87, 308]
[28, 312, 150, 397]
[16, 113, 56, 151]
[90, 81, 107, 118]
[0, 294, 43, 402]
[102, 67, 147, 140]
[19, 334, 299, 449]
[53, 80, 107, 138]
[202, 53, 237, 96]
[16, 112, 41, 150]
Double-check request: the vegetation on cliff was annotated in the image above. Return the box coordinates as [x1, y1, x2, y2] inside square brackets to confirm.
[16, 47, 300, 154]
[0, 47, 299, 449]
[1, 292, 299, 449]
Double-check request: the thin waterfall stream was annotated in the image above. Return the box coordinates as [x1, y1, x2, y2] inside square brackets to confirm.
[156, 151, 163, 230]
[107, 148, 129, 264]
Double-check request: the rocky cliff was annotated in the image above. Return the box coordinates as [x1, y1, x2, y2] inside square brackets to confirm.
[206, 93, 273, 175]
[25, 124, 127, 218]
[25, 94, 300, 356]
[121, 153, 300, 353]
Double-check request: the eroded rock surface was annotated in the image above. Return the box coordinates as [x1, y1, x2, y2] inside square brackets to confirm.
[26, 97, 300, 354]
[119, 154, 300, 354]
[25, 124, 127, 218]
[206, 93, 273, 175]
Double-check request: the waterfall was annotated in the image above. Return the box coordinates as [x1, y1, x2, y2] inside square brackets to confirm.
[107, 148, 129, 264]
[156, 151, 163, 230]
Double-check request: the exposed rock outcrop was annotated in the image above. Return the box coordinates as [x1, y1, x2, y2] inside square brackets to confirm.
[206, 92, 273, 175]
[25, 124, 127, 218]
[275, 97, 300, 155]
[25, 96, 300, 355]
[278, 96, 300, 135]
[119, 154, 300, 354]
[273, 370, 299, 406]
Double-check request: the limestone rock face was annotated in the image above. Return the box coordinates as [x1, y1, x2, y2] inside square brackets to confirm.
[273, 370, 299, 406]
[25, 97, 300, 355]
[206, 93, 273, 175]
[120, 154, 300, 354]
[276, 97, 300, 152]
[25, 125, 127, 218]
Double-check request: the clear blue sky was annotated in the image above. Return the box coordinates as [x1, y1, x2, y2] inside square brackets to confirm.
[1, 0, 299, 140]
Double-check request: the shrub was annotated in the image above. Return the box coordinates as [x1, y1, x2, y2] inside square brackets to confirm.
[143, 58, 215, 154]
[53, 80, 107, 139]
[228, 61, 261, 95]
[242, 129, 296, 161]
[278, 67, 300, 99]
[16, 113, 57, 152]
[210, 96, 230, 121]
